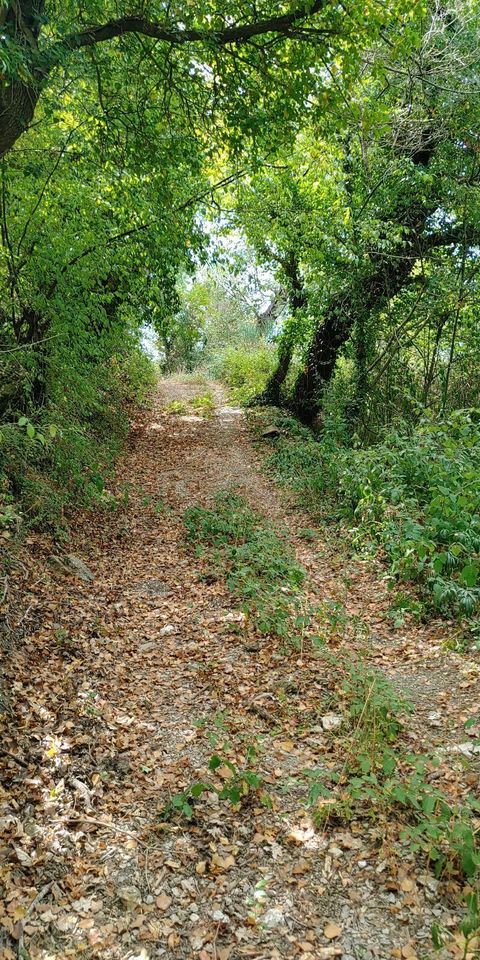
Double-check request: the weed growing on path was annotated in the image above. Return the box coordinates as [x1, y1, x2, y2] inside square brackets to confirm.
[165, 390, 216, 418]
[184, 490, 306, 636]
[160, 752, 266, 821]
[191, 392, 215, 417]
[166, 399, 189, 415]
[160, 721, 269, 822]
[430, 891, 480, 958]
[306, 646, 480, 882]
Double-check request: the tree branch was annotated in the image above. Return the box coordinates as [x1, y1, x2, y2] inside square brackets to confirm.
[55, 1, 327, 56]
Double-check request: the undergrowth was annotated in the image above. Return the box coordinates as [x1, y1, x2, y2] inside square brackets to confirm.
[161, 749, 267, 821]
[0, 343, 156, 535]
[208, 346, 276, 405]
[306, 642, 480, 884]
[254, 409, 480, 625]
[184, 489, 306, 636]
[165, 391, 215, 418]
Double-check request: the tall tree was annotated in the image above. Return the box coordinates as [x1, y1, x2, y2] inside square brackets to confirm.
[232, 0, 480, 422]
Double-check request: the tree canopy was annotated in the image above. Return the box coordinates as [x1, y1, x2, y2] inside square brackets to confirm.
[1, 0, 480, 527]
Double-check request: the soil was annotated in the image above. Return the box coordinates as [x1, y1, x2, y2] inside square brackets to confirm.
[1, 378, 479, 960]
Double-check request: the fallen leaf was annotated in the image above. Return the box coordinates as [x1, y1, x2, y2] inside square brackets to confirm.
[216, 765, 234, 780]
[292, 858, 310, 875]
[324, 922, 342, 940]
[155, 894, 172, 911]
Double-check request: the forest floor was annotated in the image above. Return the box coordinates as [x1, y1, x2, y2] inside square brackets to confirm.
[1, 378, 480, 960]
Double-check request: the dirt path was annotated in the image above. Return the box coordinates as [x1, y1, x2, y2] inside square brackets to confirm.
[1, 379, 478, 960]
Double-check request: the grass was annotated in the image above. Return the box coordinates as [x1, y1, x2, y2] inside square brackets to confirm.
[165, 391, 215, 418]
[184, 489, 306, 636]
[304, 636, 480, 886]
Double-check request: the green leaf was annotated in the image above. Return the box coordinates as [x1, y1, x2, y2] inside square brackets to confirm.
[243, 770, 261, 788]
[421, 795, 436, 816]
[461, 846, 478, 879]
[190, 781, 210, 797]
[430, 922, 444, 950]
[460, 564, 478, 588]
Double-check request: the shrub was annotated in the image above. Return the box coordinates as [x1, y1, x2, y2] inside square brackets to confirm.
[0, 340, 156, 534]
[208, 346, 276, 404]
[262, 409, 480, 618]
[337, 412, 480, 617]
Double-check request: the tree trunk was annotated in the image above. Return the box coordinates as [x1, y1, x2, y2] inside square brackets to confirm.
[253, 250, 305, 406]
[257, 339, 293, 406]
[0, 0, 45, 158]
[289, 205, 435, 424]
[289, 135, 439, 424]
[0, 81, 41, 159]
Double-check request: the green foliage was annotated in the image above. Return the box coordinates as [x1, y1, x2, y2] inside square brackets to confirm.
[231, 0, 480, 427]
[162, 754, 264, 821]
[337, 413, 480, 618]
[0, 13, 204, 528]
[0, 340, 155, 531]
[430, 892, 480, 957]
[165, 399, 189, 416]
[212, 346, 277, 405]
[160, 729, 267, 821]
[184, 489, 305, 635]
[190, 392, 215, 417]
[340, 659, 410, 747]
[262, 410, 480, 620]
[165, 391, 215, 417]
[306, 652, 480, 882]
[254, 410, 345, 515]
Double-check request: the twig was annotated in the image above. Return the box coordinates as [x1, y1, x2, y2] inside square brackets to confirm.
[0, 575, 8, 605]
[212, 921, 221, 960]
[248, 703, 276, 725]
[18, 882, 53, 957]
[248, 692, 279, 725]
[0, 749, 29, 769]
[15, 604, 33, 628]
[54, 816, 145, 845]
[286, 912, 311, 929]
[0, 334, 61, 355]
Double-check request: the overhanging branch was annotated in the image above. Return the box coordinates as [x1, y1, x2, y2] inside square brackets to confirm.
[56, 1, 326, 56]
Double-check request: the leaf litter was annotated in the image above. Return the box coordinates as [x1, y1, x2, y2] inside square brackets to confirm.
[1, 376, 479, 960]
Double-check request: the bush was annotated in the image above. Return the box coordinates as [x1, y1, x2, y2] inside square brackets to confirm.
[339, 413, 480, 616]
[207, 346, 276, 404]
[0, 340, 156, 534]
[262, 410, 480, 618]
